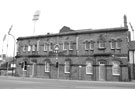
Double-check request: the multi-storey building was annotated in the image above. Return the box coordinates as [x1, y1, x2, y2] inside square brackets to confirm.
[15, 15, 131, 81]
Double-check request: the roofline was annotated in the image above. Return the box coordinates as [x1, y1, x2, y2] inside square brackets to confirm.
[17, 27, 128, 40]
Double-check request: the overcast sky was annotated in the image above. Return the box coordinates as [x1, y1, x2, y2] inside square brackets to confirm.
[0, 0, 135, 57]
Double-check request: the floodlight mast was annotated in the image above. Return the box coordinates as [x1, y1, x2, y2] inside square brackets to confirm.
[32, 10, 40, 35]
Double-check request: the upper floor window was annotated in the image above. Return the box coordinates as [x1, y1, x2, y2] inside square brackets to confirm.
[98, 34, 106, 49]
[32, 45, 36, 51]
[45, 61, 50, 72]
[23, 45, 26, 52]
[37, 40, 40, 51]
[110, 39, 115, 49]
[27, 45, 31, 52]
[99, 41, 105, 49]
[84, 40, 89, 50]
[89, 40, 94, 50]
[69, 41, 74, 50]
[64, 61, 70, 73]
[49, 42, 53, 51]
[86, 61, 93, 74]
[112, 61, 120, 76]
[63, 41, 68, 51]
[116, 38, 122, 49]
[44, 43, 48, 52]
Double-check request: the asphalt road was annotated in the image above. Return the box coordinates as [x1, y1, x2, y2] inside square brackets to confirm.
[0, 76, 135, 89]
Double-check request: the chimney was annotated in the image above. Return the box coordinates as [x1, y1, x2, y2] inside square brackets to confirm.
[124, 14, 128, 28]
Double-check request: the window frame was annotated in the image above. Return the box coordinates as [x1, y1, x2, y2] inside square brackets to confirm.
[84, 40, 89, 50]
[110, 40, 115, 49]
[86, 61, 93, 74]
[98, 41, 105, 49]
[44, 43, 48, 52]
[32, 45, 36, 51]
[27, 45, 31, 52]
[45, 61, 50, 72]
[116, 41, 121, 49]
[64, 61, 70, 73]
[63, 41, 67, 51]
[112, 61, 120, 76]
[69, 41, 74, 51]
[22, 45, 26, 52]
[89, 40, 94, 50]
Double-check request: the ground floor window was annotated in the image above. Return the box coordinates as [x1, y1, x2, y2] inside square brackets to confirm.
[64, 61, 70, 73]
[45, 61, 50, 72]
[86, 61, 93, 74]
[112, 61, 120, 76]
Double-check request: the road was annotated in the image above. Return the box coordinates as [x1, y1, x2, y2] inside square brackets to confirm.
[0, 76, 135, 89]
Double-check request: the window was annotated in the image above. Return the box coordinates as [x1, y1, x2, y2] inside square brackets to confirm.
[37, 40, 40, 51]
[23, 45, 26, 52]
[99, 41, 105, 49]
[49, 42, 54, 51]
[22, 61, 27, 71]
[28, 45, 31, 52]
[116, 41, 121, 49]
[98, 34, 106, 49]
[90, 40, 94, 50]
[64, 61, 70, 73]
[116, 39, 122, 49]
[86, 61, 93, 74]
[45, 61, 50, 72]
[63, 41, 67, 50]
[69, 41, 74, 50]
[85, 40, 89, 50]
[44, 43, 48, 52]
[110, 40, 115, 49]
[32, 45, 36, 51]
[112, 61, 120, 76]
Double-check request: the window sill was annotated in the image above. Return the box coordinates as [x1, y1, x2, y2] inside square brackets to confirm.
[45, 71, 50, 73]
[64, 72, 70, 74]
[98, 47, 106, 50]
[90, 49, 94, 51]
[69, 49, 73, 51]
[116, 48, 121, 50]
[86, 73, 93, 75]
[111, 48, 115, 50]
[112, 74, 120, 76]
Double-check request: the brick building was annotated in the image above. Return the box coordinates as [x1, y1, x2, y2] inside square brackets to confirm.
[15, 15, 131, 81]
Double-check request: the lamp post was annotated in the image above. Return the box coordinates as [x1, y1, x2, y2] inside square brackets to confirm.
[8, 30, 16, 76]
[55, 44, 59, 79]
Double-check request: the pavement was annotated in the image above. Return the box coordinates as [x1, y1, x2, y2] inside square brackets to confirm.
[0, 76, 135, 89]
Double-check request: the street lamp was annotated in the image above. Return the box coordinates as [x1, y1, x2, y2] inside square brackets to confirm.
[54, 44, 59, 79]
[8, 25, 16, 76]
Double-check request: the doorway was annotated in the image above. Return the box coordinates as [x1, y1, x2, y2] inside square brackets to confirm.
[99, 61, 106, 81]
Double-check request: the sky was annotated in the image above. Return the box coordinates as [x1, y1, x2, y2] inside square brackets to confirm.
[0, 0, 135, 57]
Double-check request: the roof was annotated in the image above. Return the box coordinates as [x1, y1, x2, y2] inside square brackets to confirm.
[129, 41, 135, 50]
[17, 26, 128, 40]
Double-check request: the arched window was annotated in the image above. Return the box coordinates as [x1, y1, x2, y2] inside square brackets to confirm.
[64, 61, 70, 73]
[112, 61, 120, 76]
[86, 61, 93, 74]
[45, 61, 50, 72]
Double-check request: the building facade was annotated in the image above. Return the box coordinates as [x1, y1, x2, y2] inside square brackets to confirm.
[15, 15, 132, 81]
[15, 25, 131, 81]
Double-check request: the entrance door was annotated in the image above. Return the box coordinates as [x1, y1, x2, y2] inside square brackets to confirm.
[30, 63, 36, 77]
[99, 61, 106, 81]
